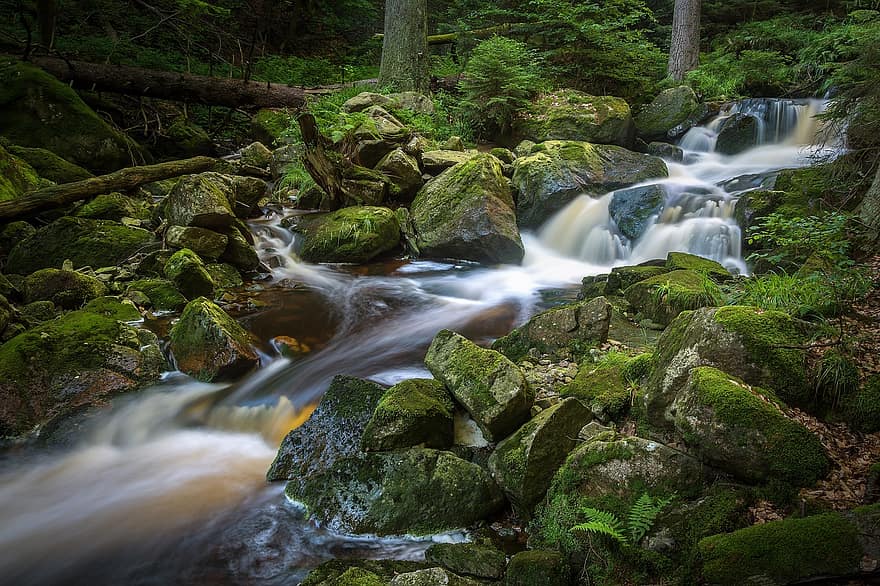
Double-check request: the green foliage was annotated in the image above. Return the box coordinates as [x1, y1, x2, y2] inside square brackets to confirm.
[747, 212, 853, 268]
[814, 348, 860, 407]
[459, 36, 546, 139]
[730, 271, 867, 318]
[277, 162, 316, 197]
[571, 493, 673, 546]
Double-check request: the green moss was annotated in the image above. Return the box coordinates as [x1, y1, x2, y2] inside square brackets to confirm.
[361, 378, 454, 451]
[251, 108, 298, 146]
[23, 268, 107, 309]
[164, 248, 214, 300]
[505, 550, 569, 586]
[425, 542, 507, 579]
[713, 306, 808, 404]
[7, 144, 92, 183]
[606, 265, 671, 295]
[75, 192, 152, 222]
[0, 144, 43, 201]
[698, 513, 862, 584]
[634, 86, 702, 140]
[301, 206, 400, 263]
[563, 362, 630, 421]
[843, 374, 880, 433]
[126, 279, 186, 311]
[665, 252, 730, 280]
[625, 269, 724, 326]
[518, 90, 634, 146]
[300, 560, 429, 586]
[621, 353, 654, 384]
[325, 568, 385, 586]
[82, 296, 141, 321]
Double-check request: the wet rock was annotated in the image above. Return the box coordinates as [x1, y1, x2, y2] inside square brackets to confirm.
[362, 378, 455, 451]
[488, 398, 591, 518]
[511, 140, 668, 228]
[624, 269, 724, 326]
[23, 268, 107, 309]
[205, 263, 243, 290]
[645, 142, 684, 162]
[421, 150, 478, 175]
[340, 165, 390, 206]
[391, 567, 480, 586]
[75, 192, 152, 222]
[268, 375, 386, 481]
[300, 206, 400, 264]
[219, 226, 261, 271]
[635, 86, 706, 142]
[411, 154, 523, 264]
[125, 279, 186, 311]
[169, 296, 258, 381]
[492, 297, 612, 362]
[505, 550, 570, 586]
[155, 116, 214, 159]
[516, 90, 635, 147]
[425, 329, 532, 442]
[166, 226, 228, 260]
[715, 113, 759, 155]
[163, 172, 237, 229]
[608, 184, 665, 241]
[425, 542, 507, 579]
[375, 148, 423, 200]
[164, 248, 214, 300]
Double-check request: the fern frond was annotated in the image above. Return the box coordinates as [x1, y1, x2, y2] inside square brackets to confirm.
[628, 494, 673, 544]
[570, 520, 628, 545]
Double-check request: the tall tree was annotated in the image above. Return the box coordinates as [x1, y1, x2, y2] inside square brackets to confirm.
[667, 0, 701, 81]
[379, 0, 428, 92]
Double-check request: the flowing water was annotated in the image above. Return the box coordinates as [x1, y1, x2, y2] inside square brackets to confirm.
[0, 99, 839, 585]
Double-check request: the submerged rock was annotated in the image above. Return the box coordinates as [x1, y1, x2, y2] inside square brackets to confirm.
[361, 378, 455, 452]
[411, 154, 523, 264]
[169, 296, 258, 381]
[425, 330, 532, 442]
[300, 206, 400, 263]
[517, 90, 635, 147]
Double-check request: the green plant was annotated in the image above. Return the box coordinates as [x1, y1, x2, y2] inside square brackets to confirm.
[571, 493, 673, 546]
[650, 274, 724, 310]
[459, 36, 545, 139]
[747, 212, 853, 268]
[814, 348, 860, 408]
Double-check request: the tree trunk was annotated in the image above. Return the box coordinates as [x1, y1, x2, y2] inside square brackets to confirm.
[668, 0, 701, 82]
[298, 114, 345, 210]
[378, 0, 428, 92]
[0, 156, 217, 221]
[859, 163, 880, 244]
[25, 56, 313, 109]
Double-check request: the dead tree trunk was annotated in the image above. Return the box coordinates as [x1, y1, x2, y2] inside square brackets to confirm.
[378, 0, 428, 92]
[298, 114, 345, 210]
[668, 0, 701, 82]
[0, 156, 217, 220]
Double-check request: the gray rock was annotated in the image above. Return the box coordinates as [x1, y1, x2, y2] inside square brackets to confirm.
[715, 113, 759, 155]
[391, 567, 480, 586]
[635, 86, 707, 141]
[421, 150, 478, 175]
[166, 226, 229, 260]
[163, 172, 237, 229]
[239, 141, 273, 168]
[609, 184, 666, 240]
[375, 148, 423, 200]
[342, 92, 396, 113]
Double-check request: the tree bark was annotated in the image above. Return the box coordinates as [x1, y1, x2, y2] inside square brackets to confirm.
[859, 163, 880, 243]
[668, 0, 701, 82]
[378, 0, 428, 92]
[25, 56, 313, 109]
[298, 114, 345, 210]
[0, 156, 217, 221]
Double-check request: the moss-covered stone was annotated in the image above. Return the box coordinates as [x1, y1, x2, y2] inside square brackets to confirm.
[843, 374, 880, 433]
[665, 252, 731, 280]
[425, 329, 532, 442]
[0, 59, 145, 173]
[300, 206, 400, 264]
[125, 279, 186, 311]
[0, 293, 12, 336]
[562, 356, 632, 422]
[0, 220, 35, 257]
[492, 297, 611, 362]
[411, 154, 523, 264]
[672, 367, 828, 486]
[390, 568, 480, 586]
[166, 226, 228, 260]
[6, 144, 93, 183]
[323, 567, 385, 586]
[6, 216, 154, 274]
[488, 398, 592, 519]
[251, 108, 298, 146]
[511, 140, 668, 228]
[425, 542, 507, 579]
[517, 90, 635, 147]
[268, 375, 387, 481]
[82, 296, 141, 321]
[164, 248, 214, 300]
[285, 448, 505, 536]
[18, 300, 56, 327]
[219, 226, 260, 271]
[301, 560, 429, 586]
[624, 269, 725, 326]
[505, 550, 570, 586]
[23, 268, 107, 309]
[156, 116, 214, 159]
[697, 512, 863, 585]
[162, 172, 237, 229]
[375, 148, 423, 201]
[0, 144, 45, 201]
[75, 192, 152, 222]
[715, 113, 758, 155]
[0, 307, 161, 436]
[604, 264, 671, 295]
[634, 86, 706, 141]
[205, 263, 243, 290]
[168, 296, 258, 381]
[421, 149, 478, 174]
[362, 378, 454, 451]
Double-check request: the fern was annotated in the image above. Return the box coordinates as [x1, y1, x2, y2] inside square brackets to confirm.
[570, 493, 673, 547]
[571, 507, 627, 545]
[627, 493, 673, 544]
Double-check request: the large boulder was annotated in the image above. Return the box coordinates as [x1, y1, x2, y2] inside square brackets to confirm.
[425, 330, 533, 442]
[516, 90, 635, 147]
[671, 367, 828, 486]
[715, 113, 759, 155]
[163, 172, 238, 229]
[375, 148, 423, 200]
[284, 447, 505, 536]
[492, 296, 612, 362]
[665, 251, 731, 280]
[511, 141, 668, 228]
[644, 306, 811, 424]
[165, 226, 228, 260]
[624, 269, 724, 326]
[6, 217, 154, 274]
[425, 542, 507, 580]
[0, 59, 144, 173]
[608, 184, 665, 241]
[6, 144, 93, 184]
[421, 150, 478, 175]
[488, 398, 592, 518]
[0, 144, 43, 201]
[168, 296, 258, 381]
[164, 248, 214, 300]
[75, 192, 152, 222]
[0, 300, 163, 436]
[411, 154, 524, 264]
[22, 268, 107, 309]
[634, 86, 706, 142]
[299, 206, 400, 263]
[361, 378, 455, 452]
[268, 375, 386, 481]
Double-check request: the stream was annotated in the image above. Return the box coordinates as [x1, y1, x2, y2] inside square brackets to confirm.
[0, 99, 838, 585]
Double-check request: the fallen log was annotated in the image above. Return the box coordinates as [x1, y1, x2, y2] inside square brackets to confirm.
[25, 56, 322, 109]
[298, 113, 345, 210]
[0, 156, 217, 221]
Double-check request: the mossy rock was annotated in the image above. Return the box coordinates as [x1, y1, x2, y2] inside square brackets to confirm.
[0, 293, 13, 336]
[23, 268, 107, 309]
[0, 143, 43, 202]
[665, 252, 731, 280]
[375, 148, 423, 201]
[82, 296, 141, 321]
[624, 269, 725, 326]
[488, 398, 592, 519]
[156, 117, 214, 158]
[425, 542, 507, 579]
[562, 357, 633, 422]
[6, 144, 93, 183]
[361, 378, 454, 452]
[672, 367, 828, 486]
[300, 206, 400, 263]
[516, 90, 635, 148]
[125, 279, 186, 311]
[168, 296, 258, 381]
[0, 59, 145, 173]
[251, 108, 298, 147]
[0, 305, 162, 436]
[505, 550, 570, 586]
[644, 306, 811, 425]
[321, 567, 385, 586]
[240, 141, 273, 169]
[205, 263, 243, 290]
[411, 154, 523, 264]
[166, 226, 229, 260]
[219, 226, 260, 272]
[18, 300, 56, 327]
[604, 263, 671, 295]
[843, 374, 880, 433]
[6, 216, 154, 274]
[0, 220, 36, 257]
[162, 172, 237, 229]
[697, 511, 864, 585]
[425, 329, 532, 442]
[302, 560, 430, 586]
[421, 149, 478, 175]
[634, 86, 706, 141]
[164, 248, 215, 300]
[511, 140, 668, 228]
[390, 568, 481, 586]
[75, 192, 152, 222]
[268, 375, 386, 481]
[285, 447, 505, 536]
[492, 297, 611, 362]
